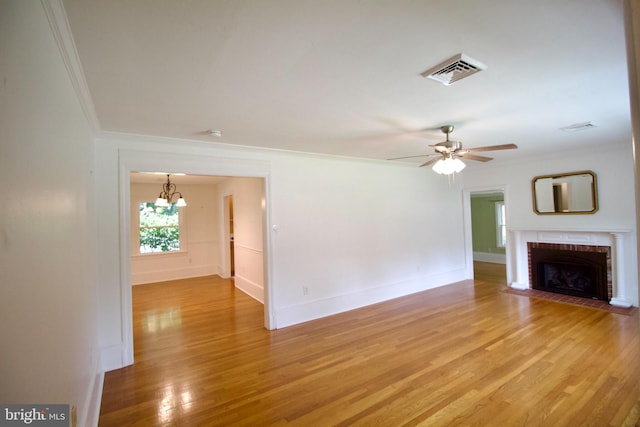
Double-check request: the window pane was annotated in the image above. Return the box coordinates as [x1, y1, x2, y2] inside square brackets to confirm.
[139, 202, 180, 253]
[140, 202, 179, 226]
[496, 202, 506, 248]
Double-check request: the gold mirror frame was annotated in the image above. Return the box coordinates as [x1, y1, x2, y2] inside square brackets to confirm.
[531, 170, 598, 215]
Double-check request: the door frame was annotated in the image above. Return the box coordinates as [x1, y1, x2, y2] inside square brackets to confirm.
[118, 149, 274, 366]
[462, 185, 510, 283]
[223, 194, 235, 278]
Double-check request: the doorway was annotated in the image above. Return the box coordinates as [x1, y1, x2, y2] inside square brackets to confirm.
[464, 187, 509, 284]
[129, 174, 267, 364]
[119, 152, 274, 367]
[224, 195, 235, 277]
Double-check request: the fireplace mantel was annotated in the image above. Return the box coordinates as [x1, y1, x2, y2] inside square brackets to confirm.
[508, 227, 633, 307]
[509, 226, 633, 234]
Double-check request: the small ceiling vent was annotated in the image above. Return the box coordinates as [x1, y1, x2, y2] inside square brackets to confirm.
[421, 53, 487, 86]
[560, 122, 597, 132]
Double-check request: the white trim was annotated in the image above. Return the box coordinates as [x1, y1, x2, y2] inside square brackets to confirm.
[99, 344, 124, 372]
[118, 161, 134, 366]
[276, 268, 467, 328]
[132, 249, 189, 258]
[610, 297, 633, 308]
[509, 226, 633, 233]
[41, 0, 100, 132]
[132, 265, 216, 286]
[463, 185, 510, 283]
[510, 281, 529, 291]
[473, 252, 506, 264]
[611, 232, 633, 307]
[495, 201, 506, 248]
[234, 275, 264, 303]
[234, 243, 263, 253]
[81, 371, 104, 427]
[118, 150, 276, 366]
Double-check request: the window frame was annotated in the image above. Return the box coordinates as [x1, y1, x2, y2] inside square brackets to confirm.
[495, 201, 506, 248]
[135, 200, 187, 256]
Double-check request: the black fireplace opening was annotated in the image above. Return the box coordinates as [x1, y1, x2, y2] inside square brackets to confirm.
[530, 248, 608, 301]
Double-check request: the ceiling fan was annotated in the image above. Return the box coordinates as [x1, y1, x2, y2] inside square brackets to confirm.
[388, 125, 518, 174]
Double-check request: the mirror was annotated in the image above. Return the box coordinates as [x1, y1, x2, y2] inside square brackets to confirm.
[532, 170, 598, 215]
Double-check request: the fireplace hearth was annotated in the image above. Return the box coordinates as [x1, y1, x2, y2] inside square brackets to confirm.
[528, 243, 611, 302]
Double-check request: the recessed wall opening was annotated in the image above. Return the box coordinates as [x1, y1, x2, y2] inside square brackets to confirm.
[528, 242, 611, 301]
[112, 148, 276, 370]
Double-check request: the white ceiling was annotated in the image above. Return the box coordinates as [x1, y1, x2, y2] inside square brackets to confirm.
[63, 0, 631, 167]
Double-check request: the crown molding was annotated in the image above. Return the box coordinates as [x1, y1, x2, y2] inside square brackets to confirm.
[41, 0, 101, 133]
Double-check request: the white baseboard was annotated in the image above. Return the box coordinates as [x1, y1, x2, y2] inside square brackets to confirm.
[274, 269, 467, 329]
[81, 370, 104, 427]
[234, 275, 264, 303]
[610, 297, 633, 308]
[132, 265, 216, 285]
[473, 252, 506, 264]
[100, 344, 126, 372]
[510, 282, 529, 290]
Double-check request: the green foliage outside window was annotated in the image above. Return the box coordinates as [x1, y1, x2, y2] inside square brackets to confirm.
[139, 202, 180, 253]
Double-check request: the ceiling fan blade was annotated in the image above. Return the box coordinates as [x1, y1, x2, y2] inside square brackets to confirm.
[387, 153, 438, 160]
[458, 153, 493, 162]
[464, 143, 518, 153]
[419, 157, 441, 167]
[429, 144, 449, 153]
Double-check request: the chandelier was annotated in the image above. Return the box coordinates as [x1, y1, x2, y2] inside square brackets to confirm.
[155, 174, 187, 207]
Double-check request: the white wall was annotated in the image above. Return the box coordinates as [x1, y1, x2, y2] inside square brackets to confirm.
[624, 0, 640, 308]
[130, 183, 219, 284]
[94, 134, 470, 369]
[268, 154, 468, 325]
[462, 142, 638, 306]
[0, 1, 100, 425]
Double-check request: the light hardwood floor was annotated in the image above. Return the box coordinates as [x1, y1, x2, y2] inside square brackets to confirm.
[99, 263, 640, 426]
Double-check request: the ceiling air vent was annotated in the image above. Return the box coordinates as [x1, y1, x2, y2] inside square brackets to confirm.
[421, 53, 487, 86]
[560, 122, 597, 132]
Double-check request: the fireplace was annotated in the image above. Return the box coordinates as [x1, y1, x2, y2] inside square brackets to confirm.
[528, 242, 611, 302]
[509, 229, 632, 308]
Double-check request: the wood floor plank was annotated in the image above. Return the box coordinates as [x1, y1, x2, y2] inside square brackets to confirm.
[99, 263, 640, 426]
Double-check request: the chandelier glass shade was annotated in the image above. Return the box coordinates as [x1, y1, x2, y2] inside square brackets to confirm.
[155, 174, 187, 207]
[432, 156, 466, 175]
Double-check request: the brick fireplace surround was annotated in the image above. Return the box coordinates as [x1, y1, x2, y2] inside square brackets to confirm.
[527, 242, 611, 300]
[509, 229, 634, 308]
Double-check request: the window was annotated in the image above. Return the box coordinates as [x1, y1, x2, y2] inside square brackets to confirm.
[495, 201, 506, 248]
[139, 202, 181, 253]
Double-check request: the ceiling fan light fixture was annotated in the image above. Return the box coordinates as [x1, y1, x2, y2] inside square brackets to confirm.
[387, 123, 516, 171]
[432, 157, 466, 175]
